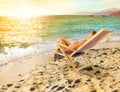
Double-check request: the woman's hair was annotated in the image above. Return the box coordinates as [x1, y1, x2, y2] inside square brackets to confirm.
[87, 30, 97, 39]
[92, 30, 97, 35]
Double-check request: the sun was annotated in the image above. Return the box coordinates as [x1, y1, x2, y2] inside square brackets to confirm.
[14, 7, 35, 18]
[14, 5, 46, 18]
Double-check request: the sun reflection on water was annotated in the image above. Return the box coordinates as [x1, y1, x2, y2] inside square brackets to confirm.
[0, 16, 46, 44]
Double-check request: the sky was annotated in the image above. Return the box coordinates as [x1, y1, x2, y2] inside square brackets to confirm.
[0, 0, 120, 16]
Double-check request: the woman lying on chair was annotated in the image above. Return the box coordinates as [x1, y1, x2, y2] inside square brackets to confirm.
[58, 30, 97, 53]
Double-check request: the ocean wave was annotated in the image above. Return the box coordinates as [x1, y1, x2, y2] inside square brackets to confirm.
[0, 43, 55, 65]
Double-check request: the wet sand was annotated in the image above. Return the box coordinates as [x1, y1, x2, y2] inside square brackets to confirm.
[0, 42, 120, 92]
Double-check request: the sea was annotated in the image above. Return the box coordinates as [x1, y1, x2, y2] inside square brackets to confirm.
[0, 15, 120, 62]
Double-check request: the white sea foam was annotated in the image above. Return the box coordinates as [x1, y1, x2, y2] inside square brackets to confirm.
[0, 43, 56, 64]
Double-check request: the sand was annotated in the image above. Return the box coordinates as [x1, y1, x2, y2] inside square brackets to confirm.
[0, 53, 49, 85]
[0, 42, 120, 92]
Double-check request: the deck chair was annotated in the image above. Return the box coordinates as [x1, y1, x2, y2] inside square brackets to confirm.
[48, 29, 114, 73]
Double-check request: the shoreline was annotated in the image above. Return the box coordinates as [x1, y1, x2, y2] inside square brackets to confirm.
[0, 41, 120, 91]
[0, 31, 120, 65]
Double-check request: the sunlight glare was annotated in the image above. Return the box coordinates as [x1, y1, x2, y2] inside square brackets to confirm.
[14, 5, 46, 18]
[14, 6, 35, 18]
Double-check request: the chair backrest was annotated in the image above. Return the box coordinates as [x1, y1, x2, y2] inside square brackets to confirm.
[70, 29, 114, 56]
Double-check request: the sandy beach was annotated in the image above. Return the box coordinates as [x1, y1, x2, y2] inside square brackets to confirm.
[0, 41, 120, 92]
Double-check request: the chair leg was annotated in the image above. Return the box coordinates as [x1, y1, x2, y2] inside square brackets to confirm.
[48, 46, 59, 64]
[85, 53, 94, 69]
[66, 56, 79, 74]
[87, 57, 94, 68]
[58, 46, 79, 74]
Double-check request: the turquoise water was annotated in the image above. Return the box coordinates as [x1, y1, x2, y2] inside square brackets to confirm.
[0, 15, 120, 44]
[0, 15, 120, 61]
[44, 16, 120, 39]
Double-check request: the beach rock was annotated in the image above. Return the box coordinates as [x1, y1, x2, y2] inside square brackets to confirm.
[113, 69, 117, 71]
[30, 87, 35, 91]
[56, 86, 65, 91]
[109, 85, 113, 88]
[19, 79, 24, 82]
[63, 66, 69, 71]
[38, 71, 44, 75]
[85, 82, 88, 85]
[100, 60, 104, 63]
[32, 82, 37, 85]
[74, 62, 79, 68]
[103, 73, 109, 77]
[74, 79, 81, 84]
[18, 74, 22, 76]
[102, 53, 107, 55]
[91, 89, 96, 92]
[68, 84, 75, 88]
[94, 70, 100, 75]
[112, 49, 117, 54]
[65, 88, 70, 92]
[45, 86, 49, 88]
[51, 85, 59, 90]
[37, 82, 42, 85]
[86, 79, 91, 82]
[98, 54, 102, 57]
[57, 78, 61, 81]
[2, 86, 7, 90]
[14, 84, 20, 88]
[100, 79, 104, 83]
[66, 79, 73, 84]
[7, 83, 13, 87]
[97, 77, 101, 80]
[84, 66, 93, 71]
[43, 65, 46, 68]
[112, 90, 118, 92]
[94, 65, 99, 67]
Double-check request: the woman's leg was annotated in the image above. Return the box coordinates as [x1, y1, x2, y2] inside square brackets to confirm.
[57, 38, 71, 53]
[58, 38, 86, 53]
[58, 38, 71, 46]
[68, 39, 86, 52]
